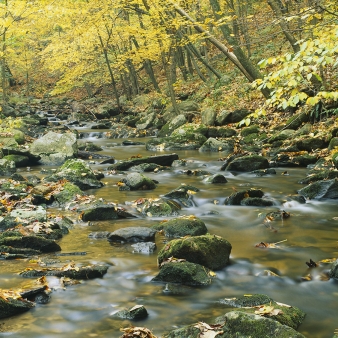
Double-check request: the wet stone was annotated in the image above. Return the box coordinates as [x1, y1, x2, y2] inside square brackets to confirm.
[108, 227, 157, 243]
[131, 242, 156, 254]
[114, 305, 148, 320]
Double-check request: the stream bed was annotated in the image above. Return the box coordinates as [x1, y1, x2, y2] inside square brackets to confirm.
[0, 128, 337, 338]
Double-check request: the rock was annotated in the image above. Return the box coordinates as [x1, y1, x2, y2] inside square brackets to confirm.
[108, 227, 157, 243]
[53, 182, 83, 206]
[30, 131, 78, 165]
[0, 234, 61, 253]
[333, 152, 338, 169]
[121, 140, 145, 146]
[79, 203, 119, 221]
[10, 205, 47, 222]
[122, 172, 156, 190]
[19, 264, 109, 279]
[218, 311, 305, 338]
[269, 129, 295, 144]
[88, 231, 110, 239]
[298, 170, 338, 184]
[204, 174, 228, 184]
[225, 188, 264, 205]
[114, 305, 148, 320]
[207, 127, 237, 138]
[199, 137, 234, 153]
[298, 178, 338, 199]
[78, 142, 103, 152]
[131, 242, 156, 254]
[137, 198, 181, 217]
[241, 125, 260, 137]
[43, 159, 103, 190]
[129, 163, 164, 172]
[157, 234, 232, 270]
[152, 261, 215, 286]
[295, 137, 328, 151]
[0, 137, 18, 148]
[201, 107, 217, 126]
[152, 215, 208, 238]
[251, 168, 276, 176]
[3, 155, 29, 167]
[0, 296, 35, 319]
[158, 114, 187, 137]
[136, 111, 156, 130]
[163, 185, 199, 207]
[215, 110, 231, 125]
[284, 112, 309, 130]
[240, 197, 274, 206]
[108, 154, 179, 171]
[0, 159, 16, 175]
[329, 259, 338, 279]
[219, 294, 306, 330]
[1, 147, 41, 165]
[226, 155, 269, 172]
[328, 137, 338, 151]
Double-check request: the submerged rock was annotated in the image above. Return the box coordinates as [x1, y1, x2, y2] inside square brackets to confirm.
[152, 261, 215, 286]
[163, 185, 199, 207]
[157, 234, 232, 270]
[108, 227, 157, 243]
[0, 296, 35, 319]
[152, 215, 208, 238]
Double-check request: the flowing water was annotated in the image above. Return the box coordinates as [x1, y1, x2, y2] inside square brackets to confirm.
[1, 125, 338, 338]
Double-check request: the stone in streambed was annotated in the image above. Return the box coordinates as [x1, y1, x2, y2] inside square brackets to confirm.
[114, 305, 148, 320]
[152, 215, 207, 238]
[121, 172, 156, 190]
[0, 296, 35, 319]
[226, 155, 269, 172]
[225, 188, 264, 205]
[152, 261, 215, 286]
[157, 234, 232, 270]
[108, 227, 156, 243]
[298, 178, 338, 199]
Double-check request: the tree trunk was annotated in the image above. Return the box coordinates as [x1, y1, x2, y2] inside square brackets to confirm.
[267, 0, 300, 53]
[170, 1, 270, 98]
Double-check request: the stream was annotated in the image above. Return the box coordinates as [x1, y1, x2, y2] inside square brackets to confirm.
[0, 123, 337, 338]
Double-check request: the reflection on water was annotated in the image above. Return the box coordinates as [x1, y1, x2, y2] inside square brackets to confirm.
[1, 135, 338, 338]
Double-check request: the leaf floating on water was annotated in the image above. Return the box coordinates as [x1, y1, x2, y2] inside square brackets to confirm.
[255, 239, 287, 248]
[301, 274, 312, 281]
[319, 258, 337, 264]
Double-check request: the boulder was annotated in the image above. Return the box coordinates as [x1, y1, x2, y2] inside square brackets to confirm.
[240, 197, 274, 206]
[10, 205, 47, 222]
[152, 261, 215, 286]
[201, 107, 217, 126]
[1, 147, 41, 165]
[207, 127, 237, 138]
[241, 125, 260, 137]
[152, 215, 208, 238]
[0, 159, 16, 175]
[328, 137, 338, 151]
[329, 259, 338, 279]
[3, 155, 29, 167]
[131, 242, 156, 254]
[43, 159, 103, 190]
[122, 172, 156, 190]
[163, 185, 199, 207]
[108, 154, 179, 171]
[284, 111, 309, 130]
[114, 305, 148, 320]
[158, 114, 187, 137]
[108, 227, 157, 243]
[136, 198, 181, 217]
[199, 137, 234, 153]
[136, 111, 156, 130]
[204, 174, 228, 184]
[226, 155, 269, 172]
[0, 296, 35, 319]
[225, 188, 264, 205]
[157, 234, 232, 270]
[30, 131, 78, 165]
[298, 178, 338, 199]
[53, 182, 83, 206]
[295, 137, 327, 151]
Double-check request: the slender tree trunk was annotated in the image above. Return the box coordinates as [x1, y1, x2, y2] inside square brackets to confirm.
[185, 46, 207, 82]
[125, 59, 139, 96]
[1, 0, 8, 108]
[267, 0, 300, 53]
[98, 34, 120, 109]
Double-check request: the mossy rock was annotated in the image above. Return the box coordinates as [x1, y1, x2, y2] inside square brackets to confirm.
[220, 294, 273, 307]
[328, 137, 338, 151]
[225, 188, 264, 205]
[157, 234, 232, 270]
[295, 137, 327, 151]
[207, 127, 237, 138]
[0, 297, 35, 319]
[152, 261, 215, 286]
[298, 178, 338, 199]
[114, 305, 148, 320]
[146, 135, 206, 151]
[43, 159, 103, 190]
[0, 159, 16, 175]
[204, 174, 228, 184]
[171, 123, 208, 137]
[53, 182, 83, 205]
[152, 216, 208, 238]
[3, 155, 29, 167]
[0, 137, 18, 148]
[226, 155, 269, 172]
[141, 198, 181, 217]
[240, 197, 274, 206]
[333, 152, 338, 169]
[123, 172, 156, 190]
[298, 170, 338, 184]
[241, 125, 260, 137]
[199, 137, 234, 153]
[163, 185, 199, 207]
[284, 112, 309, 130]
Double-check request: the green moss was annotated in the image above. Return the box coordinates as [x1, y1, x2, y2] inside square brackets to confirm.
[54, 182, 83, 205]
